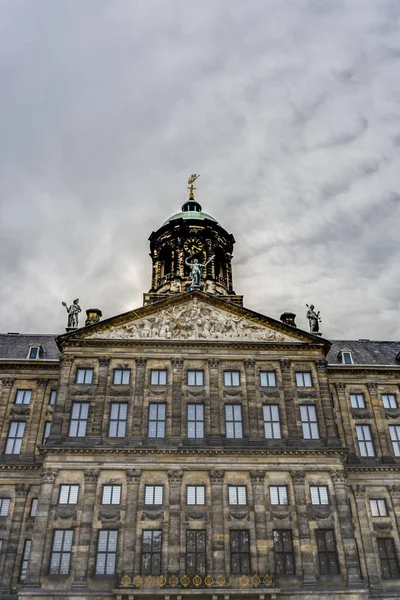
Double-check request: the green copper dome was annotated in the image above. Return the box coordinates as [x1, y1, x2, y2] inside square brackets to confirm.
[163, 198, 217, 225]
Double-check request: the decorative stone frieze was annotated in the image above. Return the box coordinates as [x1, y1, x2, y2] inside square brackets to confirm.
[250, 470, 266, 484]
[244, 359, 255, 369]
[126, 469, 141, 484]
[141, 511, 164, 521]
[335, 382, 346, 391]
[2, 378, 14, 388]
[98, 357, 111, 366]
[209, 470, 225, 483]
[367, 382, 377, 393]
[168, 470, 183, 484]
[135, 357, 147, 367]
[330, 470, 348, 485]
[15, 484, 29, 496]
[228, 511, 249, 521]
[40, 468, 58, 483]
[290, 470, 306, 484]
[352, 484, 366, 498]
[373, 522, 393, 532]
[171, 357, 183, 368]
[208, 358, 220, 369]
[84, 468, 100, 482]
[280, 359, 291, 371]
[315, 360, 327, 372]
[185, 512, 207, 521]
[37, 378, 47, 388]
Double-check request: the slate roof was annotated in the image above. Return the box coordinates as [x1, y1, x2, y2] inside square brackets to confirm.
[327, 340, 400, 366]
[0, 333, 60, 360]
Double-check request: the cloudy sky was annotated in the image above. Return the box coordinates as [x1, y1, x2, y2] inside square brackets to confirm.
[1, 0, 400, 340]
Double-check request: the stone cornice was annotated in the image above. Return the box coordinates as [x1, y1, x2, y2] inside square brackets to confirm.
[328, 365, 400, 375]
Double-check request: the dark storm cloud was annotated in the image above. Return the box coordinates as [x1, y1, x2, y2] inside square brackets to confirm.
[0, 0, 399, 339]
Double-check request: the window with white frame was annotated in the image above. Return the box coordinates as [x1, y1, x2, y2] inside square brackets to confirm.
[187, 370, 204, 386]
[350, 394, 366, 409]
[27, 346, 40, 359]
[108, 403, 127, 438]
[150, 370, 167, 386]
[102, 485, 121, 505]
[370, 499, 387, 517]
[295, 372, 312, 387]
[300, 405, 319, 439]
[270, 486, 288, 505]
[30, 498, 38, 517]
[59, 485, 79, 505]
[228, 485, 247, 506]
[49, 529, 73, 575]
[49, 390, 57, 405]
[340, 350, 353, 364]
[96, 530, 118, 575]
[310, 486, 329, 505]
[69, 402, 89, 437]
[187, 404, 204, 439]
[263, 405, 281, 439]
[145, 485, 163, 505]
[383, 394, 398, 409]
[224, 371, 240, 387]
[356, 425, 375, 457]
[260, 371, 277, 387]
[148, 404, 166, 438]
[0, 498, 10, 516]
[5, 422, 25, 454]
[389, 425, 400, 457]
[20, 540, 31, 581]
[225, 405, 243, 438]
[187, 485, 205, 505]
[113, 369, 130, 385]
[15, 390, 32, 405]
[75, 368, 93, 384]
[42, 422, 51, 444]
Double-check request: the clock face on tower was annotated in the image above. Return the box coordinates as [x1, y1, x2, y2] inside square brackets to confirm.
[183, 237, 204, 254]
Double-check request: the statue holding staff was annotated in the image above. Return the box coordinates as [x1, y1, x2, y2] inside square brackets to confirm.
[306, 303, 322, 335]
[185, 255, 215, 289]
[62, 298, 82, 329]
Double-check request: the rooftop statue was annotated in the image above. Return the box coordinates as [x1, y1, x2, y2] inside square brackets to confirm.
[62, 298, 82, 329]
[306, 303, 322, 336]
[185, 255, 214, 290]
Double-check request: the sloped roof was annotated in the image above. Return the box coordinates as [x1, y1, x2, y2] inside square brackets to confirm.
[327, 340, 400, 366]
[0, 333, 60, 360]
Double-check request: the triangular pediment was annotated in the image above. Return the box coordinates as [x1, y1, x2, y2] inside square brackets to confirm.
[63, 292, 326, 346]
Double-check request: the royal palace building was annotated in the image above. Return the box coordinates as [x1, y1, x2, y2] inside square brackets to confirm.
[1, 180, 400, 600]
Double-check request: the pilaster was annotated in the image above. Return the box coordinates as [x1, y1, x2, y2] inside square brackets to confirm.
[73, 468, 100, 587]
[334, 383, 355, 453]
[315, 360, 338, 443]
[52, 356, 73, 440]
[171, 358, 184, 441]
[280, 361, 298, 439]
[91, 357, 110, 437]
[352, 484, 380, 586]
[167, 470, 183, 575]
[290, 470, 316, 586]
[0, 378, 14, 447]
[244, 359, 257, 439]
[1, 483, 29, 592]
[209, 470, 225, 575]
[208, 360, 222, 443]
[120, 469, 141, 580]
[250, 470, 268, 574]
[132, 358, 147, 440]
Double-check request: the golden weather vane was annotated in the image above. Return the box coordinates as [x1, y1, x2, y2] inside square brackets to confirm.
[187, 173, 200, 199]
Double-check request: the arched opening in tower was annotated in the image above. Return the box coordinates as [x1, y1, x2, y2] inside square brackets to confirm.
[214, 248, 226, 285]
[159, 246, 172, 280]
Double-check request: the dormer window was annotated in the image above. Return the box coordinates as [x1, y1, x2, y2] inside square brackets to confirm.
[339, 349, 353, 365]
[27, 345, 42, 360]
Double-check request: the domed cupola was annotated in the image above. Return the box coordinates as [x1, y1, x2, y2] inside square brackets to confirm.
[144, 175, 243, 307]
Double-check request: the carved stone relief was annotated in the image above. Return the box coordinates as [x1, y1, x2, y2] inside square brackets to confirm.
[141, 511, 164, 521]
[228, 511, 249, 521]
[185, 512, 207, 521]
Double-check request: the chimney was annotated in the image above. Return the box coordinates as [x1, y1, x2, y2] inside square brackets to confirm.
[280, 312, 297, 327]
[85, 308, 102, 327]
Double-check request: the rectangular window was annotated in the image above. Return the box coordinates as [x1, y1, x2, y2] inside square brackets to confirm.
[187, 370, 204, 386]
[108, 403, 127, 438]
[49, 390, 57, 405]
[69, 402, 89, 437]
[224, 371, 240, 387]
[145, 485, 163, 505]
[42, 421, 51, 445]
[28, 347, 39, 359]
[102, 485, 121, 505]
[186, 530, 206, 575]
[230, 530, 251, 574]
[310, 486, 329, 505]
[15, 390, 32, 405]
[30, 498, 38, 517]
[342, 351, 353, 365]
[300, 405, 319, 439]
[389, 425, 400, 457]
[0, 498, 10, 516]
[350, 394, 365, 409]
[228, 486, 247, 506]
[316, 529, 340, 575]
[187, 404, 204, 439]
[187, 485, 205, 505]
[141, 530, 162, 575]
[20, 539, 32, 581]
[260, 371, 277, 387]
[150, 370, 167, 386]
[59, 485, 79, 505]
[370, 499, 387, 517]
[225, 405, 243, 439]
[75, 368, 93, 384]
[50, 529, 73, 575]
[5, 422, 25, 454]
[270, 486, 288, 505]
[113, 369, 130, 385]
[383, 394, 398, 409]
[263, 405, 281, 439]
[296, 372, 312, 387]
[356, 425, 375, 457]
[148, 404, 166, 438]
[96, 530, 118, 575]
[273, 530, 295, 575]
[378, 538, 400, 579]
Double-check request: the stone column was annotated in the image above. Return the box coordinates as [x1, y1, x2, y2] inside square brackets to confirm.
[73, 468, 100, 587]
[167, 470, 183, 576]
[290, 470, 316, 586]
[225, 256, 233, 292]
[209, 470, 225, 576]
[0, 378, 14, 439]
[52, 356, 73, 440]
[132, 358, 147, 440]
[334, 383, 355, 453]
[0, 484, 29, 592]
[208, 360, 221, 443]
[171, 358, 184, 441]
[244, 360, 258, 440]
[91, 357, 110, 438]
[315, 360, 338, 443]
[352, 484, 380, 586]
[25, 469, 58, 586]
[250, 470, 269, 574]
[330, 470, 362, 585]
[388, 485, 400, 540]
[368, 382, 388, 456]
[120, 469, 141, 581]
[280, 360, 298, 439]
[25, 379, 47, 456]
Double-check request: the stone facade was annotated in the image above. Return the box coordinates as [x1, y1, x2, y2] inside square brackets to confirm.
[0, 197, 400, 600]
